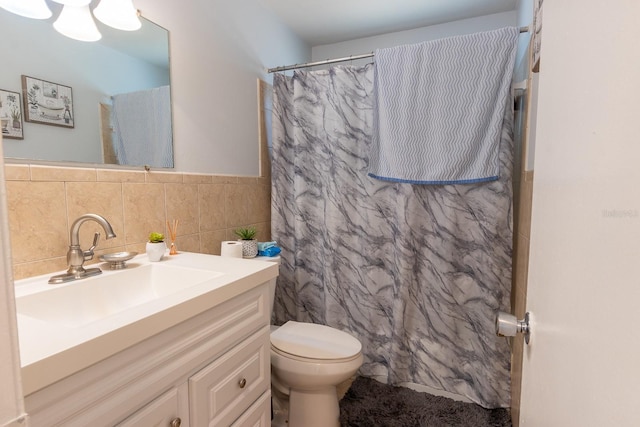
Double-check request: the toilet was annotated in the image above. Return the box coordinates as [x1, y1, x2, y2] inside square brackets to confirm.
[258, 256, 363, 427]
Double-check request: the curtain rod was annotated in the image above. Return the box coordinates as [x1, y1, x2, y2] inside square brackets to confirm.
[267, 25, 530, 73]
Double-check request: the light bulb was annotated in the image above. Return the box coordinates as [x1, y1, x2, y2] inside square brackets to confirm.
[0, 0, 52, 19]
[53, 4, 102, 42]
[50, 0, 91, 5]
[93, 0, 141, 31]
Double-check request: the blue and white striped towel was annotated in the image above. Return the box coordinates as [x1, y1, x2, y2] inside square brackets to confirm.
[369, 27, 519, 184]
[112, 85, 173, 168]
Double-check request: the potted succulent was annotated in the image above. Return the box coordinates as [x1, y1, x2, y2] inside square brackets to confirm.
[234, 226, 258, 258]
[146, 232, 166, 262]
[10, 106, 21, 129]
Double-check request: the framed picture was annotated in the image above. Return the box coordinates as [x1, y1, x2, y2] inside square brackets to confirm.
[0, 89, 24, 140]
[21, 75, 74, 128]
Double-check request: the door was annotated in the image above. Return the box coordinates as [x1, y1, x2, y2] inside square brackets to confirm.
[519, 1, 640, 426]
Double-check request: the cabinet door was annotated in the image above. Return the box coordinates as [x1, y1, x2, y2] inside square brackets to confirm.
[230, 391, 271, 427]
[189, 327, 270, 427]
[117, 387, 183, 427]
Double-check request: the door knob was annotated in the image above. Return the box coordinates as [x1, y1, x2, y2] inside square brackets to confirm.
[496, 311, 531, 344]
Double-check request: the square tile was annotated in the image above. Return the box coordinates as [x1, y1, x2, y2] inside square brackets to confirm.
[199, 184, 226, 232]
[7, 181, 68, 263]
[122, 183, 166, 245]
[165, 183, 199, 236]
[65, 182, 125, 250]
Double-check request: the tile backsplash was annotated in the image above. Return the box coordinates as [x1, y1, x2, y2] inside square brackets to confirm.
[5, 164, 271, 280]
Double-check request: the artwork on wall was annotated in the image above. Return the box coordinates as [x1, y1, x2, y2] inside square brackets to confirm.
[21, 75, 74, 128]
[0, 89, 24, 140]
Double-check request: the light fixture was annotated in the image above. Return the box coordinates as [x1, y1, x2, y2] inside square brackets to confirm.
[0, 0, 52, 19]
[53, 4, 102, 42]
[93, 0, 141, 31]
[50, 0, 92, 5]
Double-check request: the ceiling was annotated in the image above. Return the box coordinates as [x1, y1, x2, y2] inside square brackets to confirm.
[261, 0, 518, 46]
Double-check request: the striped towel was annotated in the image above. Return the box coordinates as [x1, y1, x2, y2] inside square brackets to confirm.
[112, 85, 173, 168]
[369, 27, 519, 184]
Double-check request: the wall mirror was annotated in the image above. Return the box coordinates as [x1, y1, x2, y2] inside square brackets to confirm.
[0, 5, 173, 168]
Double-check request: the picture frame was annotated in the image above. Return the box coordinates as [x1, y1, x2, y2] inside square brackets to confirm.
[21, 75, 74, 128]
[0, 89, 24, 140]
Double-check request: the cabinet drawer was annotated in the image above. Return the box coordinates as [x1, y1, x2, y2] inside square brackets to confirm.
[116, 387, 181, 427]
[230, 391, 271, 427]
[189, 326, 270, 427]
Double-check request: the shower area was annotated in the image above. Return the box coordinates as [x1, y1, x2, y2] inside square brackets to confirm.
[269, 27, 522, 409]
[100, 86, 173, 168]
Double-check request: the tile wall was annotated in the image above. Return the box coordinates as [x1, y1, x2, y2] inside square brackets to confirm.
[5, 164, 271, 280]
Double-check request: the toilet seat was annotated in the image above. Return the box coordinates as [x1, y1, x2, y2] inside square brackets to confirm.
[271, 344, 362, 363]
[271, 321, 362, 361]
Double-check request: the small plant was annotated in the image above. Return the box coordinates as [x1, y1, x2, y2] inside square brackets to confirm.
[234, 226, 257, 240]
[10, 106, 20, 121]
[28, 84, 40, 108]
[148, 232, 164, 243]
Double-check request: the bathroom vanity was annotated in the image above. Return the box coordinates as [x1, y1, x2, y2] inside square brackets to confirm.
[14, 253, 278, 426]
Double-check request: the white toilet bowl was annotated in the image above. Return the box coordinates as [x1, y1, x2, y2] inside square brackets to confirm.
[270, 320, 363, 427]
[253, 256, 363, 427]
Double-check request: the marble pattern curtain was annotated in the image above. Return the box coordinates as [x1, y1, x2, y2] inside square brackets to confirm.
[271, 64, 513, 408]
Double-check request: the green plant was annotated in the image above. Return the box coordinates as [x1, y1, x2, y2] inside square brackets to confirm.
[148, 232, 164, 243]
[28, 84, 39, 108]
[234, 226, 257, 240]
[10, 106, 20, 121]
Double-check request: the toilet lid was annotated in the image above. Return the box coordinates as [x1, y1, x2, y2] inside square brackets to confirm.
[271, 321, 362, 360]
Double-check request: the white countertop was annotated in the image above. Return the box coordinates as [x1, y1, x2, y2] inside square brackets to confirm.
[14, 252, 278, 395]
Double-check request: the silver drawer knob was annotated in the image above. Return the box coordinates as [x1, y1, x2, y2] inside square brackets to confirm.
[238, 378, 247, 389]
[170, 417, 181, 427]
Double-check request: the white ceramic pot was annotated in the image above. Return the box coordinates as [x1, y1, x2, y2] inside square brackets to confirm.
[241, 239, 258, 258]
[146, 241, 166, 262]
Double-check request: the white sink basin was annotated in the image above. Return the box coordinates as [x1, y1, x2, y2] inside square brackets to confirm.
[16, 263, 223, 327]
[15, 252, 279, 395]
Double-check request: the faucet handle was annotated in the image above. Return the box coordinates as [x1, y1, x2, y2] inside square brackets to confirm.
[83, 232, 101, 261]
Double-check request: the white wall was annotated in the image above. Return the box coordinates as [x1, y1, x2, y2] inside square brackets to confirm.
[135, 0, 310, 175]
[312, 11, 517, 67]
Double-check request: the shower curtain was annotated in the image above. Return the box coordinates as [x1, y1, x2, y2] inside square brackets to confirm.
[112, 85, 173, 168]
[271, 64, 513, 408]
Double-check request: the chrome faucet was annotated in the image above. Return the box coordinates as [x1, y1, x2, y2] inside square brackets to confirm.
[49, 213, 116, 284]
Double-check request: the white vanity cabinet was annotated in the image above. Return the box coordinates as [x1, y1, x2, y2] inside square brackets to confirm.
[24, 283, 271, 427]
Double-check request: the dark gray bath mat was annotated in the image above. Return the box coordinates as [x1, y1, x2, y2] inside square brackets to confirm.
[339, 377, 511, 427]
